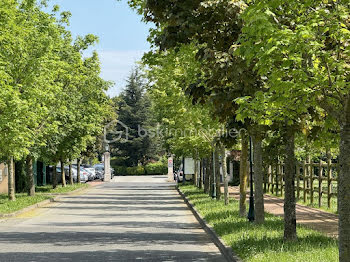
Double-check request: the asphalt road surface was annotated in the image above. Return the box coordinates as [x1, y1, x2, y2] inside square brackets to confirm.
[0, 176, 226, 262]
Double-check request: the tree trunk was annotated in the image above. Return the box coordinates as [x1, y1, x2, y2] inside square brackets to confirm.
[240, 132, 249, 217]
[283, 128, 297, 241]
[199, 159, 203, 189]
[52, 164, 57, 189]
[194, 159, 198, 187]
[26, 155, 35, 196]
[215, 145, 221, 200]
[209, 155, 214, 197]
[8, 157, 15, 201]
[252, 134, 264, 224]
[69, 162, 73, 185]
[61, 160, 66, 187]
[204, 158, 210, 194]
[339, 123, 350, 261]
[77, 158, 81, 183]
[221, 146, 229, 205]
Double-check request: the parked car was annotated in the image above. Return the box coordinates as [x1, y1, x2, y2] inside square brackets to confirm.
[75, 167, 89, 183]
[93, 163, 114, 180]
[176, 170, 184, 182]
[82, 165, 96, 181]
[95, 170, 104, 180]
[65, 166, 89, 183]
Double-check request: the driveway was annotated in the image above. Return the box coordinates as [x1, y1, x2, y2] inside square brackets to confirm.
[0, 176, 225, 261]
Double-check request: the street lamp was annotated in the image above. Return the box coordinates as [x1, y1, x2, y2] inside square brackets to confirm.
[247, 136, 255, 222]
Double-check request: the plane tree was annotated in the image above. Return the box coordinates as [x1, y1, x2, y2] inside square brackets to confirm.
[130, 0, 267, 222]
[238, 0, 349, 252]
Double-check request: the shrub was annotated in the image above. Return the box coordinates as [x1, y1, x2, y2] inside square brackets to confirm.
[145, 162, 167, 175]
[126, 166, 145, 175]
[114, 165, 128, 175]
[111, 157, 128, 167]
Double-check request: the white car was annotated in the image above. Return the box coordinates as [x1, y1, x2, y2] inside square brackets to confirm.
[82, 165, 96, 181]
[176, 171, 184, 182]
[70, 167, 89, 183]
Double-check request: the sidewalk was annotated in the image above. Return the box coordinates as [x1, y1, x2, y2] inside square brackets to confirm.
[227, 186, 338, 238]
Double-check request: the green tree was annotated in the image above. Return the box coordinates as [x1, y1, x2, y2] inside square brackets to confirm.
[238, 0, 349, 253]
[110, 69, 152, 167]
[130, 0, 265, 222]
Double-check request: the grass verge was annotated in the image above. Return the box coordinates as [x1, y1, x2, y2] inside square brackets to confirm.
[0, 183, 90, 215]
[0, 194, 51, 214]
[36, 183, 89, 194]
[180, 184, 338, 262]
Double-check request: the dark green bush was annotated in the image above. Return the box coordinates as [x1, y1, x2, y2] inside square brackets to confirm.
[126, 166, 145, 175]
[113, 162, 167, 176]
[111, 157, 128, 167]
[145, 162, 167, 175]
[113, 165, 128, 175]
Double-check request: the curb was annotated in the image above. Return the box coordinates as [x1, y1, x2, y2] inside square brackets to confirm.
[177, 187, 243, 262]
[0, 185, 93, 219]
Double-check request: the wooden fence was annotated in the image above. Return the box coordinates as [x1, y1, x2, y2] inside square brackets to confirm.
[264, 158, 338, 210]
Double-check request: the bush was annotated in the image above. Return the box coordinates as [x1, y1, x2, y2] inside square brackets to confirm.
[112, 162, 167, 176]
[111, 157, 128, 167]
[126, 166, 145, 175]
[114, 165, 128, 175]
[145, 162, 167, 175]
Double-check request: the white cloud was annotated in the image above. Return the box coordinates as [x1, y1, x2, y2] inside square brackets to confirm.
[98, 50, 147, 97]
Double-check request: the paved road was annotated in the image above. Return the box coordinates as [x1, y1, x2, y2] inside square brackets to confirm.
[0, 176, 225, 262]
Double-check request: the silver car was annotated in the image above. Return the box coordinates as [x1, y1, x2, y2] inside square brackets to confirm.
[66, 166, 89, 183]
[82, 165, 96, 181]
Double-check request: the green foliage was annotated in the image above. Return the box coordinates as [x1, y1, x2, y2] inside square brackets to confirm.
[113, 165, 128, 175]
[113, 161, 167, 175]
[0, 0, 113, 169]
[126, 166, 145, 175]
[143, 45, 222, 158]
[111, 157, 128, 167]
[110, 69, 157, 166]
[144, 162, 167, 175]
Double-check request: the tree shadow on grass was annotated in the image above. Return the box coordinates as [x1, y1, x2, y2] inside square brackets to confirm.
[233, 234, 337, 260]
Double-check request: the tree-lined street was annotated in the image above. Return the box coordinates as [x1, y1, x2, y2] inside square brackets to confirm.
[0, 176, 225, 262]
[0, 0, 348, 261]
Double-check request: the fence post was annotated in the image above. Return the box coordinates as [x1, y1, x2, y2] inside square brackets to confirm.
[296, 162, 300, 200]
[303, 160, 307, 203]
[271, 165, 274, 194]
[318, 160, 322, 208]
[280, 163, 283, 197]
[327, 157, 332, 209]
[309, 158, 314, 205]
[276, 163, 279, 196]
[267, 165, 273, 192]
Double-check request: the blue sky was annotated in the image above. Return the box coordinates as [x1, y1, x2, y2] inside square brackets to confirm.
[48, 0, 152, 97]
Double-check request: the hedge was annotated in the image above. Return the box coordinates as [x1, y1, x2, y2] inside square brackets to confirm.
[144, 162, 167, 175]
[126, 166, 145, 175]
[112, 162, 167, 176]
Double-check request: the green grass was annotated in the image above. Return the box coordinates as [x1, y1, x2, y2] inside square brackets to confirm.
[180, 184, 338, 262]
[0, 194, 51, 214]
[36, 183, 89, 194]
[0, 183, 90, 215]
